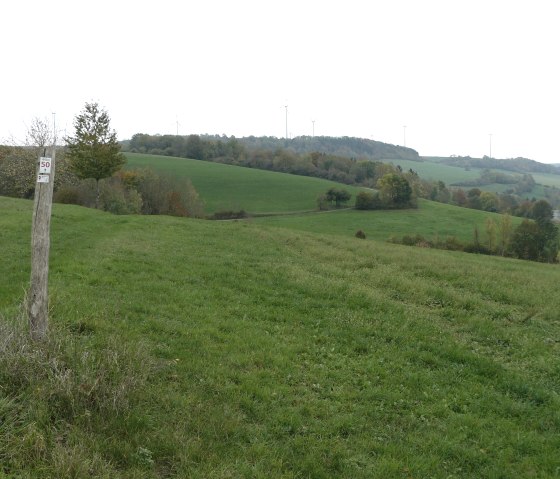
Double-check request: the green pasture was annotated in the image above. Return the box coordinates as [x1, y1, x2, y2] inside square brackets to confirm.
[385, 158, 559, 197]
[2, 196, 559, 478]
[125, 153, 367, 214]
[252, 199, 520, 244]
[383, 158, 482, 184]
[532, 172, 560, 188]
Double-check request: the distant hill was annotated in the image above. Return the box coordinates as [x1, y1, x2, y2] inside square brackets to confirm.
[221, 135, 421, 162]
[125, 134, 420, 162]
[433, 155, 560, 175]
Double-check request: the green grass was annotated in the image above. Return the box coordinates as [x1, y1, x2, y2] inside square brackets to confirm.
[384, 158, 483, 185]
[385, 158, 559, 198]
[252, 199, 521, 244]
[125, 153, 367, 214]
[1, 196, 560, 478]
[531, 173, 560, 189]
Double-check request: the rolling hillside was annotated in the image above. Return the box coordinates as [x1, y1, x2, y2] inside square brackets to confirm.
[125, 153, 368, 214]
[1, 196, 559, 478]
[125, 153, 521, 244]
[252, 199, 520, 244]
[384, 157, 560, 200]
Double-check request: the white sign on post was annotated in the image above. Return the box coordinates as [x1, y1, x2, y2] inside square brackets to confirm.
[37, 174, 50, 183]
[39, 157, 52, 174]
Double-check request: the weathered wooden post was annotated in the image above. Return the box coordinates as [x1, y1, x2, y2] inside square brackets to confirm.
[28, 143, 56, 340]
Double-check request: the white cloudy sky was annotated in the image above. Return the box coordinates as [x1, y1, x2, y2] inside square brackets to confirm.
[1, 0, 559, 163]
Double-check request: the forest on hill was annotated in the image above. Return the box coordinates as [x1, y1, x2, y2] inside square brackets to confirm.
[125, 133, 420, 162]
[231, 135, 420, 161]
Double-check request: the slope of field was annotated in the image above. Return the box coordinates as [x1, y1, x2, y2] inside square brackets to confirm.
[1, 196, 559, 478]
[384, 158, 483, 185]
[125, 153, 367, 214]
[252, 199, 520, 244]
[531, 172, 560, 188]
[385, 157, 559, 198]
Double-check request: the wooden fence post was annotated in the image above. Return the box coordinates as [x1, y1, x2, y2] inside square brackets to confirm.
[28, 146, 56, 340]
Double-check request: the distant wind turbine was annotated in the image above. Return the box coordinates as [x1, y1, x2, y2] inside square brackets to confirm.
[284, 104, 288, 140]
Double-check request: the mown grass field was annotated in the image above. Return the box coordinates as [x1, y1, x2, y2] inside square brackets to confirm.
[252, 199, 522, 244]
[532, 172, 560, 188]
[1, 196, 559, 478]
[385, 157, 560, 198]
[384, 158, 483, 185]
[125, 153, 367, 214]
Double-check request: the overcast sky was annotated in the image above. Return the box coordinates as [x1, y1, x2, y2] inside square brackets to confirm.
[2, 0, 559, 163]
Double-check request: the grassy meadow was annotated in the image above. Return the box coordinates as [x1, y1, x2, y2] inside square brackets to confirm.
[125, 153, 368, 214]
[124, 153, 521, 245]
[384, 158, 483, 185]
[385, 157, 560, 198]
[1, 196, 559, 478]
[252, 199, 521, 244]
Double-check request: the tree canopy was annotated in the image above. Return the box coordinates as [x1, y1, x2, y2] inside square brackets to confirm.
[65, 103, 125, 205]
[377, 173, 412, 207]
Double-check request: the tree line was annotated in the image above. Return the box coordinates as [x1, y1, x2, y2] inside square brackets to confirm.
[126, 133, 417, 188]
[125, 133, 421, 162]
[416, 179, 560, 216]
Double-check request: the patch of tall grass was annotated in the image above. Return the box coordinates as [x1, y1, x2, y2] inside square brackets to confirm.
[0, 309, 156, 478]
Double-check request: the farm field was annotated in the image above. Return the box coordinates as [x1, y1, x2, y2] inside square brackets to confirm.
[125, 153, 368, 214]
[1, 196, 559, 478]
[127, 153, 520, 244]
[252, 199, 521, 244]
[384, 157, 560, 198]
[531, 172, 560, 188]
[383, 158, 483, 185]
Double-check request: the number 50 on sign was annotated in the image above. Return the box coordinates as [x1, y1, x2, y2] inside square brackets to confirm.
[39, 157, 52, 174]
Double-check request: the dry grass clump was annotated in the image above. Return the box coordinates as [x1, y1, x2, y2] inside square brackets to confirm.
[0, 312, 154, 477]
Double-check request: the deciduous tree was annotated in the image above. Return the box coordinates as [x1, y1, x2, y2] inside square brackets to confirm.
[531, 199, 553, 225]
[497, 214, 513, 256]
[511, 215, 559, 262]
[377, 174, 412, 207]
[325, 187, 351, 207]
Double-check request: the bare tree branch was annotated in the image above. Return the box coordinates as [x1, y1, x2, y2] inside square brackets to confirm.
[25, 117, 53, 151]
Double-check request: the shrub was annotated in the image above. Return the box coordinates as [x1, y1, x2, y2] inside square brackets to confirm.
[210, 210, 249, 220]
[53, 179, 97, 207]
[463, 243, 493, 255]
[54, 185, 83, 205]
[355, 191, 382, 210]
[401, 235, 416, 246]
[135, 169, 205, 218]
[355, 229, 366, 239]
[0, 146, 36, 198]
[445, 236, 464, 251]
[317, 194, 329, 210]
[99, 178, 143, 215]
